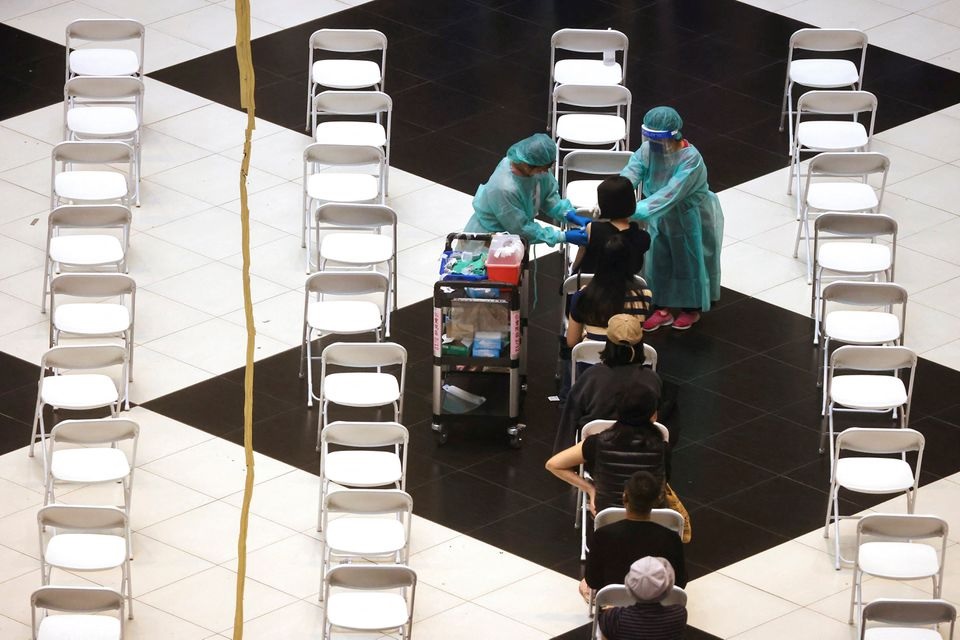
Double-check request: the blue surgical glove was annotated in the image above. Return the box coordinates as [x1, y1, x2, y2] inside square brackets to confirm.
[564, 228, 588, 246]
[565, 209, 591, 228]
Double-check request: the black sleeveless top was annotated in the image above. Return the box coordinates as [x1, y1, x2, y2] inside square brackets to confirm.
[577, 221, 650, 275]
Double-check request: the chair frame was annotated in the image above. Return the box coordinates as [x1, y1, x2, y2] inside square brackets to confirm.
[824, 427, 924, 570]
[860, 598, 956, 640]
[570, 340, 657, 386]
[65, 18, 145, 81]
[321, 564, 415, 640]
[547, 28, 629, 129]
[305, 28, 387, 131]
[300, 270, 391, 407]
[552, 84, 632, 177]
[849, 514, 948, 626]
[31, 585, 126, 640]
[591, 584, 685, 638]
[51, 140, 136, 209]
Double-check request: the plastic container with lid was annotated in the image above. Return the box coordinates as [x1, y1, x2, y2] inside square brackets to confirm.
[485, 234, 524, 284]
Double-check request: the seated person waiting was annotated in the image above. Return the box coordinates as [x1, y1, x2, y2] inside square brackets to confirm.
[599, 556, 687, 640]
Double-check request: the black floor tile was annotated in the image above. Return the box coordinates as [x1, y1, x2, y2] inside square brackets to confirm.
[644, 326, 755, 383]
[392, 80, 496, 131]
[435, 10, 554, 59]
[407, 470, 538, 532]
[703, 413, 823, 475]
[667, 383, 766, 447]
[683, 506, 788, 571]
[908, 416, 960, 480]
[364, 0, 486, 31]
[669, 444, 776, 505]
[647, 36, 779, 87]
[692, 354, 816, 414]
[464, 436, 572, 501]
[391, 129, 500, 186]
[471, 502, 581, 568]
[0, 352, 40, 397]
[496, 0, 626, 32]
[698, 296, 812, 352]
[388, 33, 498, 83]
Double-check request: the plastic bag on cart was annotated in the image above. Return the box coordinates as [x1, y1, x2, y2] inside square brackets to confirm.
[448, 304, 509, 341]
[441, 384, 486, 413]
[439, 250, 487, 281]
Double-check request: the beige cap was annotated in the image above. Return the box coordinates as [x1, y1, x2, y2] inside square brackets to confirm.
[607, 314, 644, 345]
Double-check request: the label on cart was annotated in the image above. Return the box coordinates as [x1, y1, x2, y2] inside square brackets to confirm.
[510, 310, 520, 359]
[433, 308, 442, 357]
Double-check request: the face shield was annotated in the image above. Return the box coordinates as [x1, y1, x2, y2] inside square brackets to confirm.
[641, 124, 678, 153]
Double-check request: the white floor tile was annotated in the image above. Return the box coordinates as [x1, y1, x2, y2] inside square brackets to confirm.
[900, 216, 960, 266]
[930, 48, 960, 73]
[387, 182, 475, 234]
[150, 4, 275, 52]
[0, 291, 43, 337]
[124, 234, 213, 287]
[0, 447, 47, 495]
[904, 301, 960, 353]
[6, 1, 116, 44]
[808, 578, 933, 625]
[124, 600, 214, 640]
[141, 27, 213, 74]
[0, 103, 62, 146]
[880, 191, 957, 240]
[883, 245, 960, 294]
[922, 337, 960, 370]
[729, 607, 856, 640]
[222, 237, 308, 290]
[472, 569, 587, 636]
[129, 533, 216, 596]
[139, 128, 212, 178]
[0, 319, 47, 364]
[145, 154, 285, 206]
[141, 438, 292, 500]
[754, 276, 813, 317]
[222, 533, 321, 598]
[149, 103, 282, 154]
[222, 180, 304, 235]
[397, 240, 446, 287]
[409, 535, 542, 600]
[223, 599, 325, 640]
[409, 581, 466, 623]
[878, 114, 960, 164]
[247, 0, 346, 28]
[0, 478, 42, 520]
[221, 469, 320, 533]
[0, 614, 29, 639]
[141, 79, 211, 125]
[685, 572, 797, 637]
[0, 570, 96, 625]
[0, 126, 51, 173]
[386, 168, 435, 199]
[866, 14, 960, 60]
[143, 261, 288, 317]
[0, 179, 49, 225]
[146, 207, 285, 261]
[221, 289, 304, 345]
[780, 0, 908, 29]
[408, 515, 460, 556]
[0, 543, 39, 584]
[716, 187, 796, 241]
[126, 346, 215, 404]
[413, 602, 549, 640]
[394, 274, 435, 309]
[227, 128, 313, 180]
[138, 566, 296, 633]
[128, 180, 213, 233]
[920, 0, 960, 28]
[79, 0, 209, 25]
[869, 139, 945, 187]
[0, 0, 71, 22]
[721, 238, 808, 295]
[123, 407, 215, 465]
[132, 290, 215, 344]
[912, 275, 960, 315]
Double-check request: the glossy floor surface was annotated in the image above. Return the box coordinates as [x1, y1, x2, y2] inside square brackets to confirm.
[1, 0, 960, 638]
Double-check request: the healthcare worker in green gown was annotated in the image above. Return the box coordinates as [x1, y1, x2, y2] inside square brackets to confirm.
[620, 107, 724, 332]
[466, 133, 589, 247]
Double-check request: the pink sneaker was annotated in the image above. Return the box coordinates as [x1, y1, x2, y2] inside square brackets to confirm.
[643, 310, 674, 332]
[672, 311, 701, 330]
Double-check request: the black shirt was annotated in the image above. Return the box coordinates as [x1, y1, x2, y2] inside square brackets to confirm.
[585, 519, 687, 590]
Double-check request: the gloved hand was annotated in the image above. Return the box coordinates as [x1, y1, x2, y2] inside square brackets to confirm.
[590, 204, 601, 218]
[564, 228, 588, 246]
[565, 209, 591, 228]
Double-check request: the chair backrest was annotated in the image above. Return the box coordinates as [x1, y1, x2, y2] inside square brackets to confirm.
[581, 419, 616, 440]
[593, 584, 686, 610]
[562, 273, 593, 296]
[304, 143, 385, 168]
[67, 18, 145, 43]
[32, 585, 125, 613]
[326, 563, 416, 590]
[837, 427, 924, 456]
[572, 340, 604, 368]
[322, 421, 408, 448]
[821, 280, 907, 309]
[50, 417, 138, 447]
[562, 150, 634, 176]
[324, 488, 412, 516]
[40, 344, 127, 371]
[807, 151, 889, 179]
[814, 212, 897, 240]
[50, 272, 136, 299]
[857, 513, 948, 543]
[594, 506, 627, 530]
[320, 341, 406, 368]
[52, 140, 135, 165]
[552, 28, 629, 55]
[789, 27, 868, 53]
[650, 508, 685, 538]
[314, 202, 397, 230]
[830, 344, 916, 372]
[644, 344, 658, 371]
[554, 83, 632, 109]
[310, 28, 387, 53]
[312, 90, 391, 117]
[861, 599, 956, 640]
[797, 89, 877, 117]
[65, 75, 144, 102]
[38, 504, 127, 531]
[48, 204, 132, 231]
[305, 270, 389, 299]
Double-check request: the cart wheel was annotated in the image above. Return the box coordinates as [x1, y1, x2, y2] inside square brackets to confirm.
[434, 425, 449, 446]
[508, 429, 524, 449]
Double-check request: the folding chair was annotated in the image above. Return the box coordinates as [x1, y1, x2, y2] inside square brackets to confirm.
[305, 28, 387, 131]
[779, 28, 868, 148]
[66, 19, 145, 80]
[31, 586, 125, 640]
[860, 599, 956, 640]
[44, 419, 139, 548]
[594, 507, 684, 538]
[816, 281, 907, 387]
[591, 585, 685, 637]
[38, 505, 133, 619]
[849, 514, 948, 626]
[49, 273, 137, 382]
[547, 28, 628, 129]
[552, 84, 631, 176]
[313, 203, 398, 315]
[824, 427, 923, 570]
[42, 204, 131, 313]
[811, 213, 897, 334]
[794, 152, 890, 282]
[302, 144, 386, 271]
[571, 340, 657, 385]
[322, 565, 415, 640]
[310, 90, 392, 194]
[30, 345, 128, 474]
[821, 345, 917, 460]
[51, 141, 136, 209]
[788, 90, 877, 197]
[561, 150, 634, 211]
[319, 489, 413, 601]
[300, 271, 390, 407]
[318, 421, 408, 531]
[64, 76, 144, 203]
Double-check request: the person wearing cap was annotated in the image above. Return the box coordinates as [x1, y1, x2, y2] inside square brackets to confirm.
[599, 556, 687, 640]
[620, 106, 724, 332]
[466, 133, 589, 247]
[554, 314, 661, 453]
[571, 175, 651, 275]
[584, 471, 687, 602]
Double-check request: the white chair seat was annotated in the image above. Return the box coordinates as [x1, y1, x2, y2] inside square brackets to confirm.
[864, 628, 942, 640]
[554, 59, 623, 85]
[41, 375, 118, 410]
[556, 114, 626, 145]
[831, 375, 907, 410]
[308, 300, 381, 334]
[327, 591, 408, 630]
[312, 60, 381, 89]
[325, 450, 402, 487]
[69, 49, 139, 77]
[789, 59, 859, 87]
[38, 614, 121, 640]
[565, 179, 603, 209]
[67, 108, 138, 138]
[51, 448, 130, 484]
[807, 182, 878, 212]
[858, 541, 940, 580]
[307, 173, 380, 203]
[326, 516, 406, 555]
[817, 242, 891, 274]
[824, 310, 899, 344]
[54, 303, 131, 336]
[836, 458, 915, 494]
[324, 372, 399, 406]
[320, 233, 393, 265]
[314, 121, 386, 147]
[55, 172, 128, 203]
[45, 534, 126, 570]
[796, 121, 868, 150]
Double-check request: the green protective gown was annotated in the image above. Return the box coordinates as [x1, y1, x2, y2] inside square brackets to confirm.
[620, 141, 724, 311]
[465, 158, 571, 246]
